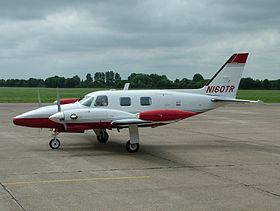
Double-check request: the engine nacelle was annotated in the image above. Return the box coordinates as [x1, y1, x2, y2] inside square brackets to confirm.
[53, 98, 79, 105]
[137, 109, 197, 121]
[49, 108, 135, 131]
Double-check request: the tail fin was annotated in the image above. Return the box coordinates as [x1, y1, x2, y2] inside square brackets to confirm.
[201, 53, 249, 98]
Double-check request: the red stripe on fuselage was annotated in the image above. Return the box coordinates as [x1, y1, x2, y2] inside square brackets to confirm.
[13, 117, 63, 129]
[13, 117, 113, 132]
[66, 122, 113, 132]
[13, 110, 201, 132]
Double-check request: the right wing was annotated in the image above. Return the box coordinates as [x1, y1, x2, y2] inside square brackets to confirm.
[111, 119, 151, 126]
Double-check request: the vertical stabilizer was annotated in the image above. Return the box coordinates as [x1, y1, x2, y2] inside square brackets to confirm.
[201, 53, 249, 98]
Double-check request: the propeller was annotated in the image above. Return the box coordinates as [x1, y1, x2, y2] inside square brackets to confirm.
[37, 89, 42, 135]
[37, 89, 42, 108]
[56, 87, 61, 112]
[55, 88, 67, 132]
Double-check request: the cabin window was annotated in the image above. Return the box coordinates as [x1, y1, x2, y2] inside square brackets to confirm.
[94, 95, 108, 106]
[140, 97, 152, 106]
[120, 97, 131, 106]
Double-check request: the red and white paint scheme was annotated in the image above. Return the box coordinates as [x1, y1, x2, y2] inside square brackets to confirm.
[58, 98, 80, 105]
[13, 53, 260, 153]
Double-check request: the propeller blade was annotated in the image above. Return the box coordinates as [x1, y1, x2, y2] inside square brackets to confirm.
[56, 87, 61, 112]
[54, 88, 67, 132]
[63, 122, 67, 132]
[37, 89, 42, 108]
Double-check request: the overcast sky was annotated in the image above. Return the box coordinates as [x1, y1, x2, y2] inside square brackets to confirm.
[0, 0, 279, 80]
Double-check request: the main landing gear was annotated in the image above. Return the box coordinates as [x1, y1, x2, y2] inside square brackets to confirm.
[126, 125, 140, 153]
[126, 141, 139, 153]
[94, 129, 109, 143]
[94, 126, 141, 153]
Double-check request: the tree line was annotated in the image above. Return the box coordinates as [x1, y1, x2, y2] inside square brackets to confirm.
[0, 71, 279, 89]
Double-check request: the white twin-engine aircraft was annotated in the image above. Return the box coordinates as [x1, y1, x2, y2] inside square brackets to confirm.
[13, 53, 260, 153]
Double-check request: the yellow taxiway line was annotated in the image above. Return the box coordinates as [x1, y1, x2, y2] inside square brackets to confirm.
[3, 175, 151, 186]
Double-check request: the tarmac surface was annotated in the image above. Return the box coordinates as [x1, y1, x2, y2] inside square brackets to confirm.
[0, 103, 280, 211]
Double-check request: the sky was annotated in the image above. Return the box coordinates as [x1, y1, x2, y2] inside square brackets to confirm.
[0, 0, 279, 80]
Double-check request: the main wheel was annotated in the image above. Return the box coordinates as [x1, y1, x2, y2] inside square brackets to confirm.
[97, 131, 109, 143]
[126, 140, 139, 153]
[49, 138, 61, 149]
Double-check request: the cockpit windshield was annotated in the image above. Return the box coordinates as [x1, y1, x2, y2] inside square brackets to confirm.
[79, 96, 94, 107]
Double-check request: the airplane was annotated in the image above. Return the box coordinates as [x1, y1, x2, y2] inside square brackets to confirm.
[13, 53, 260, 153]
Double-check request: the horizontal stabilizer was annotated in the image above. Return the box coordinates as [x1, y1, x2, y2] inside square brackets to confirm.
[211, 98, 263, 103]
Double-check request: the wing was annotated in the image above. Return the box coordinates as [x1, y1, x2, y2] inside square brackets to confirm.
[111, 119, 151, 126]
[111, 118, 170, 128]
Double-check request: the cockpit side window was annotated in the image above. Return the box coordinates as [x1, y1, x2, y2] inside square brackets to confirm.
[80, 96, 94, 107]
[94, 95, 108, 106]
[79, 96, 90, 103]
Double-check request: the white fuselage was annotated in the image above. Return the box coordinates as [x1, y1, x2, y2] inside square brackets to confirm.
[83, 89, 219, 114]
[14, 89, 221, 120]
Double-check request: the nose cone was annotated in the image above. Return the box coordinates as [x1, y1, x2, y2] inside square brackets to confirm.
[13, 112, 32, 126]
[13, 115, 25, 126]
[13, 109, 37, 126]
[49, 112, 65, 123]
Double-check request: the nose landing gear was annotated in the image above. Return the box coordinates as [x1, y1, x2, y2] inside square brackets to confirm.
[49, 138, 60, 149]
[49, 129, 61, 149]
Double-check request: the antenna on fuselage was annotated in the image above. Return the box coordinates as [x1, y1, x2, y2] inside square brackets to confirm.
[123, 83, 130, 90]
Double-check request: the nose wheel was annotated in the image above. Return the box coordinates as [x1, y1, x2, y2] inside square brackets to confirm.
[49, 138, 61, 149]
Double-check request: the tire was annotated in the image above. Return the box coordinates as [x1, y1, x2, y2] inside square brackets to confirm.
[126, 140, 139, 153]
[97, 131, 109, 143]
[49, 138, 60, 149]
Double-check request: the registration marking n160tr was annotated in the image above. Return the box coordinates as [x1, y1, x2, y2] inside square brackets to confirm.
[206, 85, 235, 93]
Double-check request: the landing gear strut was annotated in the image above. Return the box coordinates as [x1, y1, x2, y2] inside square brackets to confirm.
[94, 129, 109, 143]
[49, 130, 60, 149]
[126, 125, 140, 153]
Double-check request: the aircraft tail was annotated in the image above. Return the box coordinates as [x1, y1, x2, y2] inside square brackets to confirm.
[200, 53, 249, 98]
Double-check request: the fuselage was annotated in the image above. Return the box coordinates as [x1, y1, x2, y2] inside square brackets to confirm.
[13, 89, 221, 130]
